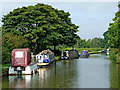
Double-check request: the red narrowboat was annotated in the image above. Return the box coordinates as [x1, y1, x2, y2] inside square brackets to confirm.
[9, 48, 38, 75]
[11, 48, 31, 67]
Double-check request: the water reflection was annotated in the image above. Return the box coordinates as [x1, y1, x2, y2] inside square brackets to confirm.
[2, 54, 120, 88]
[9, 75, 31, 88]
[109, 63, 118, 88]
[38, 68, 51, 88]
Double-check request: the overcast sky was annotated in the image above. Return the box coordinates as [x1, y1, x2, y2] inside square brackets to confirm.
[0, 1, 118, 40]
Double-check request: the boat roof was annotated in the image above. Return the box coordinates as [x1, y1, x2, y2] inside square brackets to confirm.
[37, 50, 54, 55]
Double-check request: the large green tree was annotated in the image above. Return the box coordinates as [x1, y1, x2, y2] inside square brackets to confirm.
[2, 3, 79, 54]
[103, 5, 120, 49]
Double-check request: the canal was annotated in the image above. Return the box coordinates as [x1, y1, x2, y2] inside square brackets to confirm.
[2, 54, 119, 88]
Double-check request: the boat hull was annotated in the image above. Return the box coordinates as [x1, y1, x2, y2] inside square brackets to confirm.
[37, 59, 55, 67]
[80, 55, 89, 58]
[9, 62, 38, 75]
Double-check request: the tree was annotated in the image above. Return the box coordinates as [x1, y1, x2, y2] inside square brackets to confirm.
[103, 31, 109, 48]
[75, 38, 89, 48]
[2, 33, 28, 64]
[75, 37, 105, 48]
[2, 3, 79, 54]
[103, 5, 120, 49]
[90, 38, 105, 48]
[0, 27, 1, 64]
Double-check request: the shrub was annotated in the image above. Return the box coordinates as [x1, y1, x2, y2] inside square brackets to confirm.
[116, 49, 120, 63]
[109, 48, 117, 63]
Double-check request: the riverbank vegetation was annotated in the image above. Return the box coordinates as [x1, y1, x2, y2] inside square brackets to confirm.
[1, 64, 9, 71]
[103, 4, 120, 63]
[109, 48, 117, 63]
[109, 48, 120, 64]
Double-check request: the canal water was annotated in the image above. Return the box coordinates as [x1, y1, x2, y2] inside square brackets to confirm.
[2, 54, 119, 88]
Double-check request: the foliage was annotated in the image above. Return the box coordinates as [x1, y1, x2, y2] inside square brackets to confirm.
[2, 46, 11, 64]
[60, 47, 103, 54]
[90, 38, 105, 48]
[55, 56, 60, 60]
[0, 27, 1, 64]
[116, 51, 120, 63]
[74, 37, 105, 48]
[2, 33, 28, 51]
[2, 64, 10, 67]
[103, 31, 109, 48]
[103, 5, 120, 49]
[2, 3, 79, 54]
[2, 33, 28, 64]
[109, 48, 117, 63]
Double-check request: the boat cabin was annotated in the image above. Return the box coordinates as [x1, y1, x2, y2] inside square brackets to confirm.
[36, 50, 55, 66]
[80, 50, 89, 58]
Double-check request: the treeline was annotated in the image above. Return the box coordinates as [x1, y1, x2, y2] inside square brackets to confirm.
[74, 37, 105, 48]
[51, 37, 105, 53]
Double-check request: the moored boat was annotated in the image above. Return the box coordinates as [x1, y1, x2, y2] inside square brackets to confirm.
[61, 49, 79, 60]
[36, 50, 55, 68]
[9, 48, 38, 75]
[80, 50, 90, 58]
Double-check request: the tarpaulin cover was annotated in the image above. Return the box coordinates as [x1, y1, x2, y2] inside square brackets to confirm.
[80, 51, 87, 55]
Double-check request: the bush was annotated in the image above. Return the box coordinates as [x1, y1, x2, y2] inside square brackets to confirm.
[116, 49, 120, 63]
[109, 48, 117, 63]
[2, 46, 11, 64]
[2, 33, 29, 64]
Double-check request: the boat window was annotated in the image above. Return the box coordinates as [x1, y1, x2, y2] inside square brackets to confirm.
[40, 56, 41, 59]
[49, 54, 55, 60]
[63, 52, 66, 56]
[44, 54, 48, 59]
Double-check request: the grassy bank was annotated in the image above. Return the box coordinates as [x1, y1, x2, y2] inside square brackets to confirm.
[55, 56, 60, 61]
[89, 51, 102, 54]
[2, 64, 10, 71]
[1, 64, 10, 76]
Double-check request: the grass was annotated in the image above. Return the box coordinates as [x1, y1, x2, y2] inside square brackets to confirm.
[2, 64, 10, 67]
[1, 64, 10, 71]
[89, 51, 102, 54]
[55, 56, 60, 61]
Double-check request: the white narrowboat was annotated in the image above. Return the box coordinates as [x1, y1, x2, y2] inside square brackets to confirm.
[36, 50, 56, 68]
